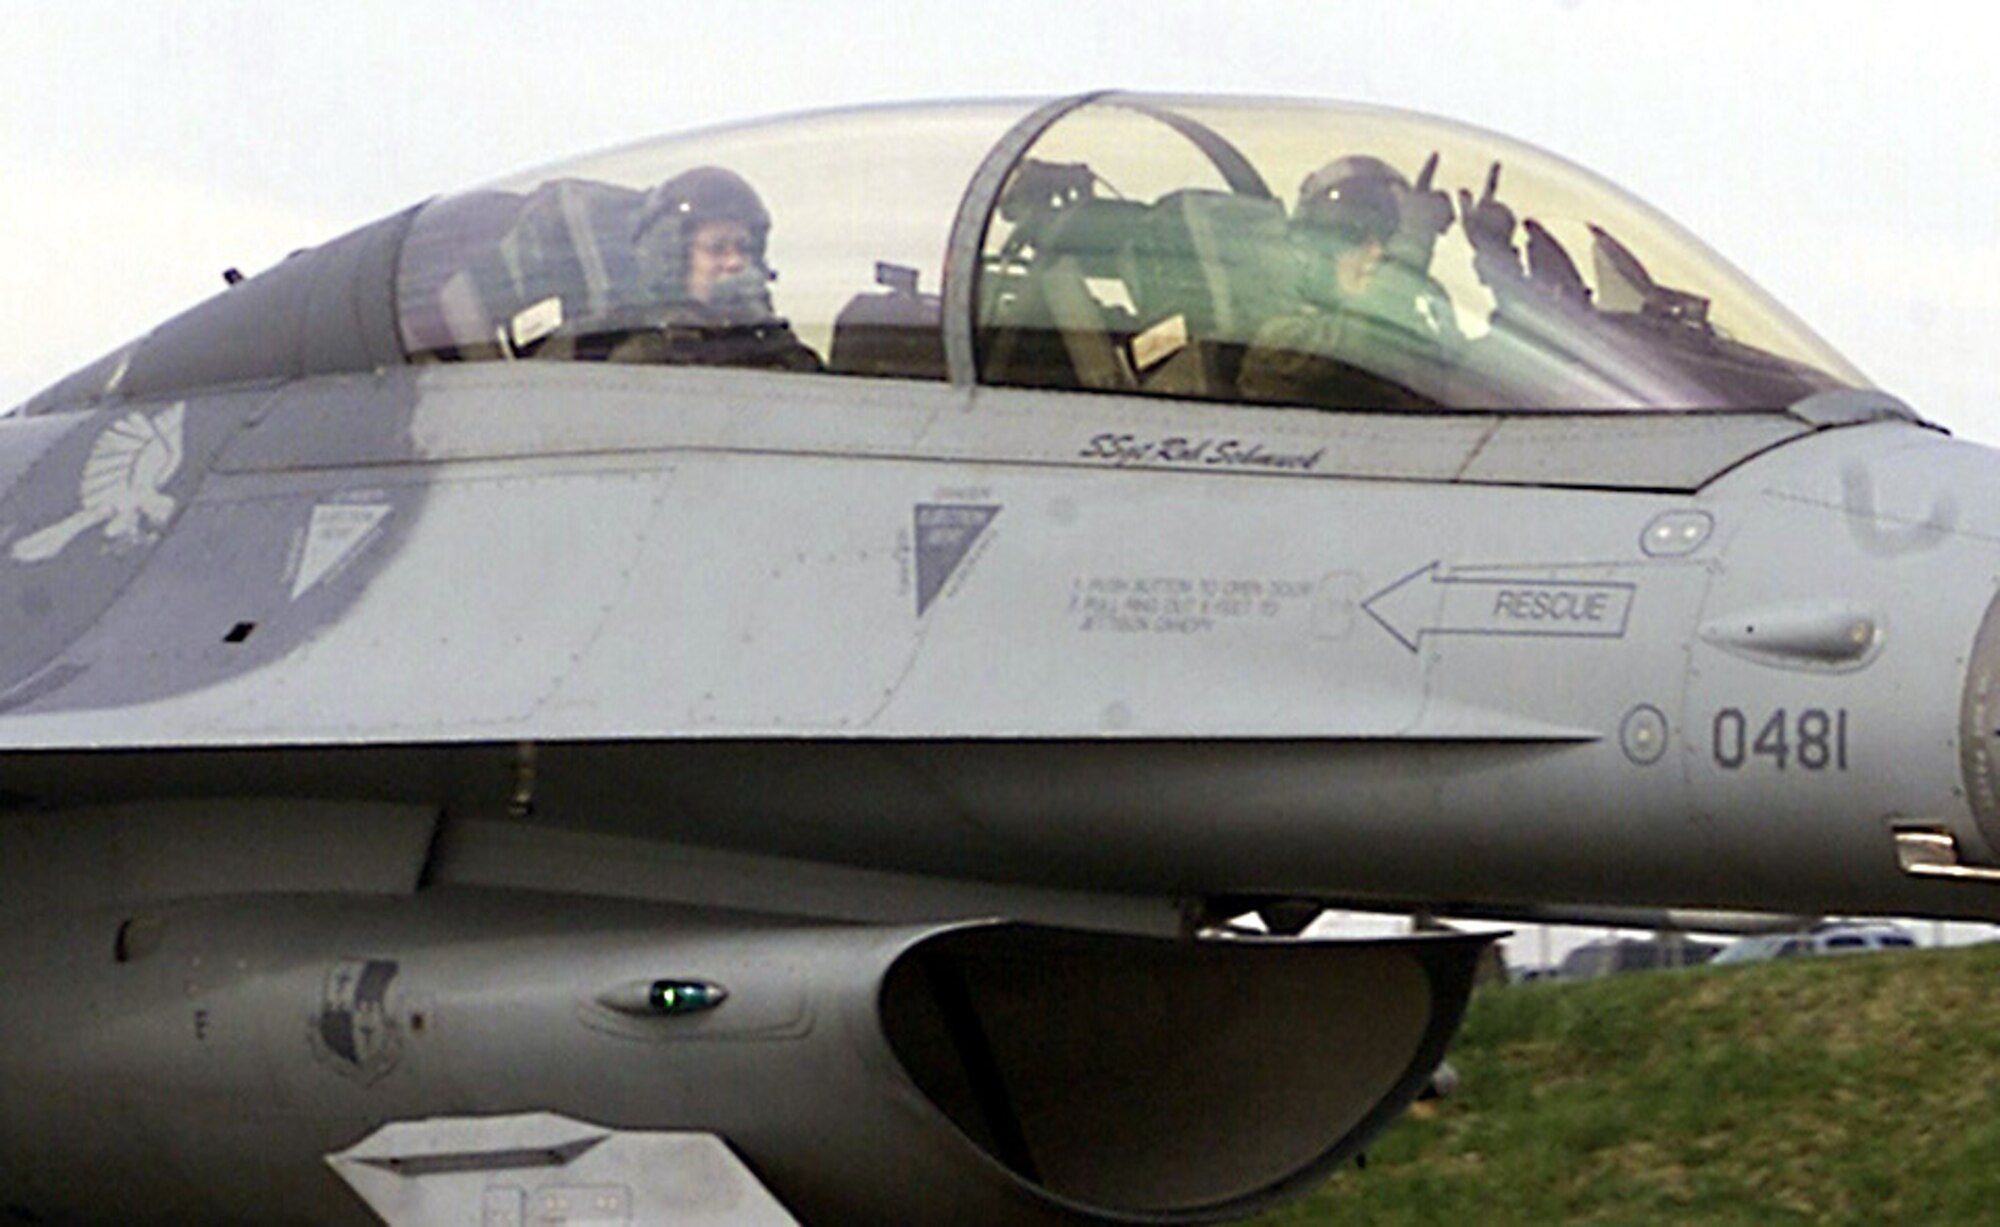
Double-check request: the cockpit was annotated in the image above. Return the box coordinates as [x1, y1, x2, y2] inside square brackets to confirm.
[395, 92, 1867, 412]
[23, 92, 1873, 418]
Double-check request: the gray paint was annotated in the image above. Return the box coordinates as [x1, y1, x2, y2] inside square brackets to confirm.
[0, 390, 269, 703]
[0, 892, 1483, 1225]
[2, 94, 1996, 1227]
[0, 373, 423, 713]
[328, 1116, 802, 1225]
[0, 365, 1990, 936]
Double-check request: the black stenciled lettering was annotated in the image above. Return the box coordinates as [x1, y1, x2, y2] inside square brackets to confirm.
[1753, 709, 1790, 770]
[1712, 707, 1849, 772]
[1713, 708, 1747, 769]
[1798, 709, 1832, 770]
[1492, 589, 1608, 621]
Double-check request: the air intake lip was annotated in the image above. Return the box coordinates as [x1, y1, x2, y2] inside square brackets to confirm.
[879, 925, 1489, 1221]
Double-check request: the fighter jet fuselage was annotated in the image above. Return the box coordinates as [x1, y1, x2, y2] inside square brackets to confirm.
[1, 92, 1994, 1225]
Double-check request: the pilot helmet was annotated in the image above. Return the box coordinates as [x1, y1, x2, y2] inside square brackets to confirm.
[634, 166, 774, 303]
[1288, 158, 1406, 309]
[1292, 159, 1401, 249]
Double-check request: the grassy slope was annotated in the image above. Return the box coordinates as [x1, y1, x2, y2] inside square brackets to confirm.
[1254, 942, 2000, 1225]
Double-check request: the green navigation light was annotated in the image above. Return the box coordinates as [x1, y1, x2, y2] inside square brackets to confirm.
[646, 980, 729, 1015]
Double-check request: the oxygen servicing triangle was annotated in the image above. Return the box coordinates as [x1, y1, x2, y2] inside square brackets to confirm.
[914, 504, 999, 616]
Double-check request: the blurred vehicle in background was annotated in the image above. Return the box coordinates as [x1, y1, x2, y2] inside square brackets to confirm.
[1713, 922, 1918, 965]
[1557, 936, 1723, 980]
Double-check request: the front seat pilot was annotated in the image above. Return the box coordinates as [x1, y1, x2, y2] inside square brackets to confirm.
[612, 166, 822, 372]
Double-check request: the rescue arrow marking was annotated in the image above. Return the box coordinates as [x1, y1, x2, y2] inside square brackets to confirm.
[1363, 562, 1635, 653]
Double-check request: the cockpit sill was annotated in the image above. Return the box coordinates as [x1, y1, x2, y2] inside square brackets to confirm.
[12, 92, 1914, 481]
[187, 362, 1919, 497]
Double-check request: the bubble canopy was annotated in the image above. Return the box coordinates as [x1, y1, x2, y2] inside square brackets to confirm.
[395, 92, 1865, 411]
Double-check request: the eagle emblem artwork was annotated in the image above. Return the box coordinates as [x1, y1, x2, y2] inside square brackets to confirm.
[11, 402, 185, 563]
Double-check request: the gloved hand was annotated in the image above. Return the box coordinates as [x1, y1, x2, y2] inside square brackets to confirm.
[1458, 161, 1524, 286]
[1401, 152, 1455, 242]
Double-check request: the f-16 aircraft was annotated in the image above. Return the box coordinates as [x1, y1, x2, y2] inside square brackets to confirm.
[3, 90, 1996, 1225]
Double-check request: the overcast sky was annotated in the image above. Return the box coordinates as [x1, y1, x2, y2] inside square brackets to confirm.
[5, 0, 1999, 433]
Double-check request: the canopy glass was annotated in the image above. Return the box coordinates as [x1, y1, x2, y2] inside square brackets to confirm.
[395, 93, 1867, 412]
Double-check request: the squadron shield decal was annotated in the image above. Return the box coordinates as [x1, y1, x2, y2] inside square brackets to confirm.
[11, 403, 186, 563]
[311, 959, 403, 1084]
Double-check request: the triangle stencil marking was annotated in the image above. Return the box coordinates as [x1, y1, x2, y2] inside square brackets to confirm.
[914, 504, 999, 616]
[293, 503, 392, 600]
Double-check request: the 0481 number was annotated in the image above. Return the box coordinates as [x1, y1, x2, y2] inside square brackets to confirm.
[1712, 708, 1848, 771]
